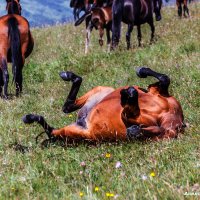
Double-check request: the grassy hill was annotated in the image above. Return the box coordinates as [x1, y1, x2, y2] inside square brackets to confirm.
[0, 3, 199, 199]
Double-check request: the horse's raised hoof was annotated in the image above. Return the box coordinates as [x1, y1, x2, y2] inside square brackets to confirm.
[126, 125, 142, 140]
[136, 67, 149, 78]
[59, 71, 72, 81]
[22, 114, 37, 124]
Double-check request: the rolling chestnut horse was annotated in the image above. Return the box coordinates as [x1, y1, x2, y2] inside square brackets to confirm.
[112, 0, 162, 49]
[22, 67, 185, 143]
[176, 0, 189, 17]
[0, 0, 34, 98]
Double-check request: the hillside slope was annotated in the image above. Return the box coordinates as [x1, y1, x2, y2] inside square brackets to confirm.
[0, 3, 199, 199]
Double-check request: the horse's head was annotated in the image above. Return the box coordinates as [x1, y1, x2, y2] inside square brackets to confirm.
[153, 0, 162, 21]
[6, 0, 22, 15]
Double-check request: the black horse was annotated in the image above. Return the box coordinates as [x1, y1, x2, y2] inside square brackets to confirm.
[111, 0, 162, 49]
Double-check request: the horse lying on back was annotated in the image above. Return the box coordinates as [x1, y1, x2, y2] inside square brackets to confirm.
[0, 0, 34, 98]
[112, 0, 162, 49]
[23, 67, 185, 143]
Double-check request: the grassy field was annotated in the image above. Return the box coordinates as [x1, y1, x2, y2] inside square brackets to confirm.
[0, 3, 200, 199]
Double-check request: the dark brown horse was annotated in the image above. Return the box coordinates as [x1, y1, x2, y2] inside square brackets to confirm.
[112, 0, 162, 49]
[176, 0, 189, 17]
[0, 0, 34, 98]
[23, 67, 185, 143]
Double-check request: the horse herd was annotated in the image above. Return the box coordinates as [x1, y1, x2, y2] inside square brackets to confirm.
[71, 0, 190, 53]
[0, 0, 189, 144]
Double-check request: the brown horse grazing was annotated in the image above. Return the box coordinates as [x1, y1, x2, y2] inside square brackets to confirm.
[0, 0, 34, 98]
[22, 67, 185, 143]
[176, 0, 189, 17]
[88, 7, 112, 52]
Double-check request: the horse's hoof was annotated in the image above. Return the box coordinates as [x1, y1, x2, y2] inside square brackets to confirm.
[59, 71, 72, 81]
[22, 114, 36, 124]
[126, 125, 142, 140]
[99, 39, 103, 46]
[136, 67, 149, 78]
[156, 15, 162, 21]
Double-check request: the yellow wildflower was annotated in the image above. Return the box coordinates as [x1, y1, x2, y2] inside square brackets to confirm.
[105, 153, 111, 158]
[150, 172, 156, 177]
[68, 114, 73, 118]
[106, 192, 114, 197]
[79, 192, 84, 197]
[95, 187, 99, 192]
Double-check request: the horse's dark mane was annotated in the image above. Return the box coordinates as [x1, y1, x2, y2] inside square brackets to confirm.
[7, 0, 20, 15]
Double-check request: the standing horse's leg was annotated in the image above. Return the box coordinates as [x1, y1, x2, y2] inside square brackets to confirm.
[126, 24, 133, 50]
[137, 25, 142, 47]
[111, 0, 123, 49]
[14, 59, 24, 96]
[98, 26, 104, 47]
[59, 71, 82, 113]
[106, 25, 111, 52]
[148, 19, 155, 44]
[183, 0, 189, 17]
[85, 16, 93, 54]
[0, 68, 4, 97]
[1, 58, 9, 98]
[177, 0, 182, 17]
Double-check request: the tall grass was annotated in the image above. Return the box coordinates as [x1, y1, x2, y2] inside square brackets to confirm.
[0, 3, 199, 199]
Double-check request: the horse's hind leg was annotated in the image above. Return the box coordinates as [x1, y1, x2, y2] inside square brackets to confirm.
[137, 25, 142, 47]
[60, 71, 82, 113]
[1, 58, 9, 98]
[177, 1, 182, 17]
[0, 69, 4, 97]
[126, 24, 133, 50]
[106, 26, 111, 51]
[136, 67, 170, 95]
[22, 114, 55, 140]
[148, 19, 155, 44]
[183, 0, 189, 17]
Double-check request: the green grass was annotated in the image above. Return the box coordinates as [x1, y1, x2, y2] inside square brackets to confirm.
[0, 3, 200, 199]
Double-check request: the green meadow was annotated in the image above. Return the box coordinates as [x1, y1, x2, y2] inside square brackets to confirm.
[0, 3, 199, 199]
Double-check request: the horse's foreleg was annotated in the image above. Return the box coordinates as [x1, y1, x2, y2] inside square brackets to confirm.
[126, 125, 164, 139]
[59, 71, 82, 113]
[85, 19, 93, 54]
[136, 67, 170, 96]
[126, 24, 133, 50]
[111, 0, 123, 49]
[98, 27, 104, 46]
[137, 25, 142, 47]
[106, 26, 111, 52]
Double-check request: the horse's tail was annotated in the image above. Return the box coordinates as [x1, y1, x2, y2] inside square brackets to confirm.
[8, 17, 23, 83]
